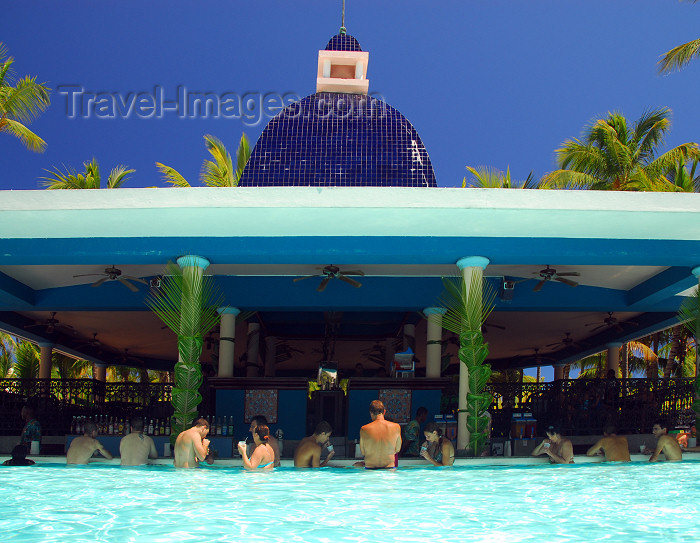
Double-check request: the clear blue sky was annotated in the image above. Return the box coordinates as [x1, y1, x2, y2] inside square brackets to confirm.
[2, 1, 698, 381]
[2, 1, 699, 192]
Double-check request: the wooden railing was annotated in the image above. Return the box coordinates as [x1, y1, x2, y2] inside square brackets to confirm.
[0, 378, 174, 435]
[1, 377, 695, 437]
[485, 378, 696, 436]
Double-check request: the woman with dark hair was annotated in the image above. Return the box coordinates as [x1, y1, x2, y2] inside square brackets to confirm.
[420, 422, 455, 466]
[237, 424, 275, 470]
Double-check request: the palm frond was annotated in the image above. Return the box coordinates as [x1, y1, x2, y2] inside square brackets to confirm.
[234, 132, 251, 185]
[539, 169, 599, 189]
[437, 275, 496, 336]
[659, 37, 700, 74]
[201, 134, 234, 187]
[106, 165, 134, 188]
[678, 286, 700, 340]
[0, 118, 47, 152]
[156, 162, 191, 187]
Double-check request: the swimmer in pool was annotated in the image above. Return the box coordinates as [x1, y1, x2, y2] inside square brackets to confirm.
[173, 418, 211, 468]
[420, 422, 455, 466]
[358, 400, 401, 469]
[119, 416, 158, 466]
[3, 445, 35, 466]
[249, 415, 281, 467]
[293, 420, 335, 468]
[238, 423, 274, 470]
[586, 424, 630, 462]
[646, 420, 682, 462]
[66, 421, 113, 465]
[531, 425, 574, 464]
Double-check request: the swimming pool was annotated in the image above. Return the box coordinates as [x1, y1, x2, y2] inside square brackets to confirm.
[2, 461, 699, 542]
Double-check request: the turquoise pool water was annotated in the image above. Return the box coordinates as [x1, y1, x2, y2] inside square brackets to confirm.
[1, 461, 699, 542]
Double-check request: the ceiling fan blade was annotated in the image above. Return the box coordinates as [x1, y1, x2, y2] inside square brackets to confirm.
[73, 273, 106, 278]
[317, 276, 331, 292]
[121, 275, 148, 285]
[339, 270, 365, 276]
[555, 277, 579, 287]
[556, 272, 580, 277]
[119, 278, 139, 292]
[338, 274, 362, 288]
[533, 280, 546, 292]
[293, 274, 320, 283]
[92, 277, 109, 288]
[589, 324, 605, 333]
[545, 341, 561, 348]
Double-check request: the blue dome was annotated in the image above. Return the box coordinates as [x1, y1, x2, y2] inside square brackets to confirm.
[239, 93, 437, 188]
[325, 33, 362, 52]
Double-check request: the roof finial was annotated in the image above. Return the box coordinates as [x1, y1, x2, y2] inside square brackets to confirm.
[340, 0, 346, 34]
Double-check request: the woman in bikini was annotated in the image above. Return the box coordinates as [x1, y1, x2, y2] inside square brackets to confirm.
[420, 422, 455, 466]
[238, 423, 275, 470]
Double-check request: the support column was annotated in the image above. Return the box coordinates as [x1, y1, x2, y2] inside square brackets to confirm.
[217, 307, 240, 378]
[402, 323, 415, 352]
[94, 364, 107, 382]
[424, 307, 446, 378]
[553, 366, 565, 381]
[246, 322, 261, 377]
[606, 343, 622, 375]
[456, 256, 489, 452]
[384, 337, 395, 374]
[38, 342, 53, 379]
[264, 336, 277, 377]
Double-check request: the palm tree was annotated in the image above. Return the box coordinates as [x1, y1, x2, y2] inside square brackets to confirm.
[0, 332, 17, 377]
[0, 42, 51, 152]
[659, 1, 700, 73]
[463, 166, 539, 188]
[541, 108, 700, 191]
[10, 341, 40, 378]
[157, 133, 250, 187]
[40, 157, 134, 189]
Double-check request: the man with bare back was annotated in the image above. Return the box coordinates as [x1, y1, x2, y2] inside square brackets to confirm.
[359, 400, 401, 469]
[174, 418, 211, 468]
[66, 421, 113, 465]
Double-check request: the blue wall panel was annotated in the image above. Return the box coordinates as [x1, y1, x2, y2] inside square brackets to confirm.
[215, 389, 308, 442]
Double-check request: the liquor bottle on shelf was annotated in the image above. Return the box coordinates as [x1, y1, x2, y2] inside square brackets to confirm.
[209, 416, 216, 437]
[154, 420, 160, 436]
[118, 418, 124, 435]
[165, 419, 171, 436]
[108, 417, 114, 435]
[159, 419, 165, 436]
[221, 416, 228, 436]
[71, 416, 77, 434]
[216, 417, 223, 436]
[148, 418, 154, 435]
[228, 418, 233, 437]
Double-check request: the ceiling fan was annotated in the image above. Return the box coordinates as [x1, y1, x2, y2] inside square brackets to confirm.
[73, 265, 147, 292]
[585, 312, 639, 333]
[519, 347, 557, 366]
[546, 332, 586, 350]
[25, 312, 74, 335]
[532, 265, 580, 292]
[293, 264, 365, 292]
[118, 348, 145, 366]
[75, 332, 102, 351]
